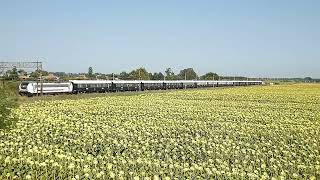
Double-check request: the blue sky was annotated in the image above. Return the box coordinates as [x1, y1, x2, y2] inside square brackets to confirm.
[1, 0, 319, 78]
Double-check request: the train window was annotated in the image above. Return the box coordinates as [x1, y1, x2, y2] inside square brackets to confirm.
[78, 84, 87, 88]
[20, 82, 29, 89]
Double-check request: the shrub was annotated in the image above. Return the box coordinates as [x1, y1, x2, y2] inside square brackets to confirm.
[0, 87, 18, 129]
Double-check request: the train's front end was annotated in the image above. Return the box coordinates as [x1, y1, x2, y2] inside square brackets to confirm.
[19, 81, 33, 96]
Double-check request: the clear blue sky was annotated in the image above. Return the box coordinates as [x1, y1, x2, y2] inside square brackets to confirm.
[1, 0, 319, 78]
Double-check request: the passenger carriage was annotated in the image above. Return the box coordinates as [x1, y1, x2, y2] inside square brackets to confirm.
[69, 80, 112, 93]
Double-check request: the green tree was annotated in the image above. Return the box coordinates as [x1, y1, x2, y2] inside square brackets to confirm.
[0, 87, 18, 129]
[5, 67, 19, 80]
[119, 71, 130, 80]
[128, 68, 150, 80]
[200, 72, 219, 80]
[53, 72, 68, 79]
[18, 69, 27, 76]
[88, 67, 94, 79]
[165, 68, 178, 80]
[178, 68, 198, 80]
[304, 77, 313, 82]
[30, 70, 49, 79]
[152, 72, 165, 80]
[148, 73, 154, 80]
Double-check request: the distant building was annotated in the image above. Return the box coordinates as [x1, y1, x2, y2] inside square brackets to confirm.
[43, 74, 60, 81]
[19, 75, 30, 80]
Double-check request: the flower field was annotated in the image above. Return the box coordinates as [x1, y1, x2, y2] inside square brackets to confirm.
[1, 84, 320, 179]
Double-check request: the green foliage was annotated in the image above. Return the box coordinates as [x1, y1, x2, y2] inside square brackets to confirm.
[5, 67, 19, 80]
[304, 77, 313, 82]
[129, 67, 150, 80]
[88, 67, 94, 79]
[200, 72, 219, 80]
[30, 70, 49, 79]
[18, 69, 27, 76]
[0, 87, 18, 129]
[0, 81, 20, 97]
[151, 72, 164, 80]
[119, 71, 130, 80]
[164, 68, 178, 80]
[178, 68, 198, 80]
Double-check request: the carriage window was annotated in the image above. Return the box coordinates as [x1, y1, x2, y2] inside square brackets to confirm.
[89, 84, 97, 88]
[79, 84, 87, 88]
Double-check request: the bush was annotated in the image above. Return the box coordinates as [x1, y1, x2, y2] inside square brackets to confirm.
[0, 87, 18, 129]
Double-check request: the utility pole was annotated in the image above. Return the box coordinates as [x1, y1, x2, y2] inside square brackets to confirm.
[36, 62, 39, 96]
[35, 60, 43, 96]
[35, 61, 43, 96]
[0, 65, 4, 88]
[40, 70, 43, 96]
[0, 74, 4, 88]
[212, 73, 215, 87]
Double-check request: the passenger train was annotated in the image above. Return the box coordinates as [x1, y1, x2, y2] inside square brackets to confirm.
[19, 80, 263, 96]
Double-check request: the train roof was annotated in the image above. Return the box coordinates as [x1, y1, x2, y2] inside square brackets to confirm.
[69, 80, 112, 84]
[67, 80, 263, 84]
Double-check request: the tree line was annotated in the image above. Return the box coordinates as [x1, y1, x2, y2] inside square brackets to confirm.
[3, 67, 49, 81]
[3, 66, 219, 81]
[88, 67, 219, 81]
[2, 66, 319, 82]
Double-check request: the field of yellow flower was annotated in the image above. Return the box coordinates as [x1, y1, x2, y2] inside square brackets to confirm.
[1, 84, 320, 179]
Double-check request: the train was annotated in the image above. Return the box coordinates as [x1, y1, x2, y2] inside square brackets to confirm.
[18, 80, 264, 96]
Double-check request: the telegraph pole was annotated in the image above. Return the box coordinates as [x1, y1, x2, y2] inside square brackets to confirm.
[36, 61, 40, 96]
[212, 73, 215, 87]
[184, 72, 187, 89]
[139, 69, 141, 80]
[35, 61, 43, 96]
[0, 65, 4, 88]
